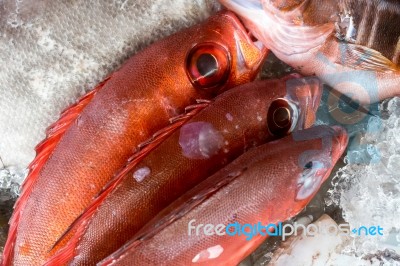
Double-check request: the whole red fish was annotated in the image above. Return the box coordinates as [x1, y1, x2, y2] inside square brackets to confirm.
[45, 75, 322, 265]
[99, 125, 348, 266]
[2, 11, 267, 266]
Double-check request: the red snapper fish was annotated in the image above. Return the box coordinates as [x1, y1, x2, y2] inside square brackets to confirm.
[45, 75, 322, 265]
[1, 10, 267, 266]
[99, 125, 348, 266]
[220, 0, 400, 105]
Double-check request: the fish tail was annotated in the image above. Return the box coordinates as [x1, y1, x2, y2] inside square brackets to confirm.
[43, 102, 210, 266]
[1, 76, 111, 266]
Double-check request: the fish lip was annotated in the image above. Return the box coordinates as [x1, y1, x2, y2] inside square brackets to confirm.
[309, 78, 323, 113]
[331, 125, 349, 158]
[220, 10, 266, 52]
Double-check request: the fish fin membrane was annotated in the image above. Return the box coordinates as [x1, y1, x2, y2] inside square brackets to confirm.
[0, 76, 111, 266]
[338, 42, 399, 72]
[43, 101, 210, 266]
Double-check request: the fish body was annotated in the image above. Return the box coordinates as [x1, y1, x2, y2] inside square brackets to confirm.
[2, 11, 266, 266]
[45, 76, 322, 265]
[220, 0, 400, 104]
[99, 125, 348, 266]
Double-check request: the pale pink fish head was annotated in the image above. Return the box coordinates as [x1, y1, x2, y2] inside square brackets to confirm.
[219, 0, 338, 56]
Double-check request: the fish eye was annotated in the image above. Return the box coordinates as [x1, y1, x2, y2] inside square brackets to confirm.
[304, 161, 313, 169]
[267, 98, 298, 136]
[295, 160, 324, 201]
[185, 42, 231, 90]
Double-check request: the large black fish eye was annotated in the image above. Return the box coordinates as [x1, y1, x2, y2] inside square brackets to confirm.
[196, 53, 218, 77]
[273, 107, 291, 128]
[185, 42, 231, 90]
[304, 161, 313, 169]
[267, 98, 298, 136]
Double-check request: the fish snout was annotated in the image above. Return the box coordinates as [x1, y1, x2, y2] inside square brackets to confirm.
[285, 76, 323, 130]
[331, 125, 349, 160]
[305, 76, 323, 115]
[219, 10, 268, 61]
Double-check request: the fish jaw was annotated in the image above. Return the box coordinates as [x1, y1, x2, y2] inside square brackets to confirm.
[331, 125, 349, 162]
[283, 76, 322, 130]
[213, 11, 269, 93]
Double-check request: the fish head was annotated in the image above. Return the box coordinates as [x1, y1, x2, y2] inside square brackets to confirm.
[249, 125, 347, 221]
[219, 0, 339, 56]
[184, 10, 268, 95]
[267, 75, 322, 136]
[274, 125, 348, 215]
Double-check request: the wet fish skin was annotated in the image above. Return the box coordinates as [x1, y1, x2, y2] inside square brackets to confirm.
[45, 75, 322, 265]
[2, 11, 267, 266]
[220, 0, 400, 104]
[99, 125, 348, 266]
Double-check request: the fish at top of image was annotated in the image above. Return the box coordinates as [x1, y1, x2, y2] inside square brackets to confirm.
[43, 74, 322, 266]
[220, 0, 400, 105]
[98, 125, 348, 266]
[1, 10, 267, 266]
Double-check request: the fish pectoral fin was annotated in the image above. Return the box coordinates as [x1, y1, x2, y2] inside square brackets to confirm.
[337, 42, 399, 73]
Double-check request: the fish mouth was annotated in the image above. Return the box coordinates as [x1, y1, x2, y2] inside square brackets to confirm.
[284, 76, 322, 130]
[305, 77, 323, 116]
[331, 126, 349, 159]
[307, 77, 323, 127]
[221, 10, 266, 52]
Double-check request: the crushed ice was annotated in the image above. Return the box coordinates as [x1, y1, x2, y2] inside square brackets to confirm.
[0, 166, 26, 201]
[326, 97, 400, 255]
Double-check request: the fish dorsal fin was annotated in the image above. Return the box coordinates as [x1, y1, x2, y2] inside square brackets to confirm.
[337, 41, 399, 73]
[97, 167, 245, 266]
[0, 76, 111, 266]
[43, 101, 210, 266]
